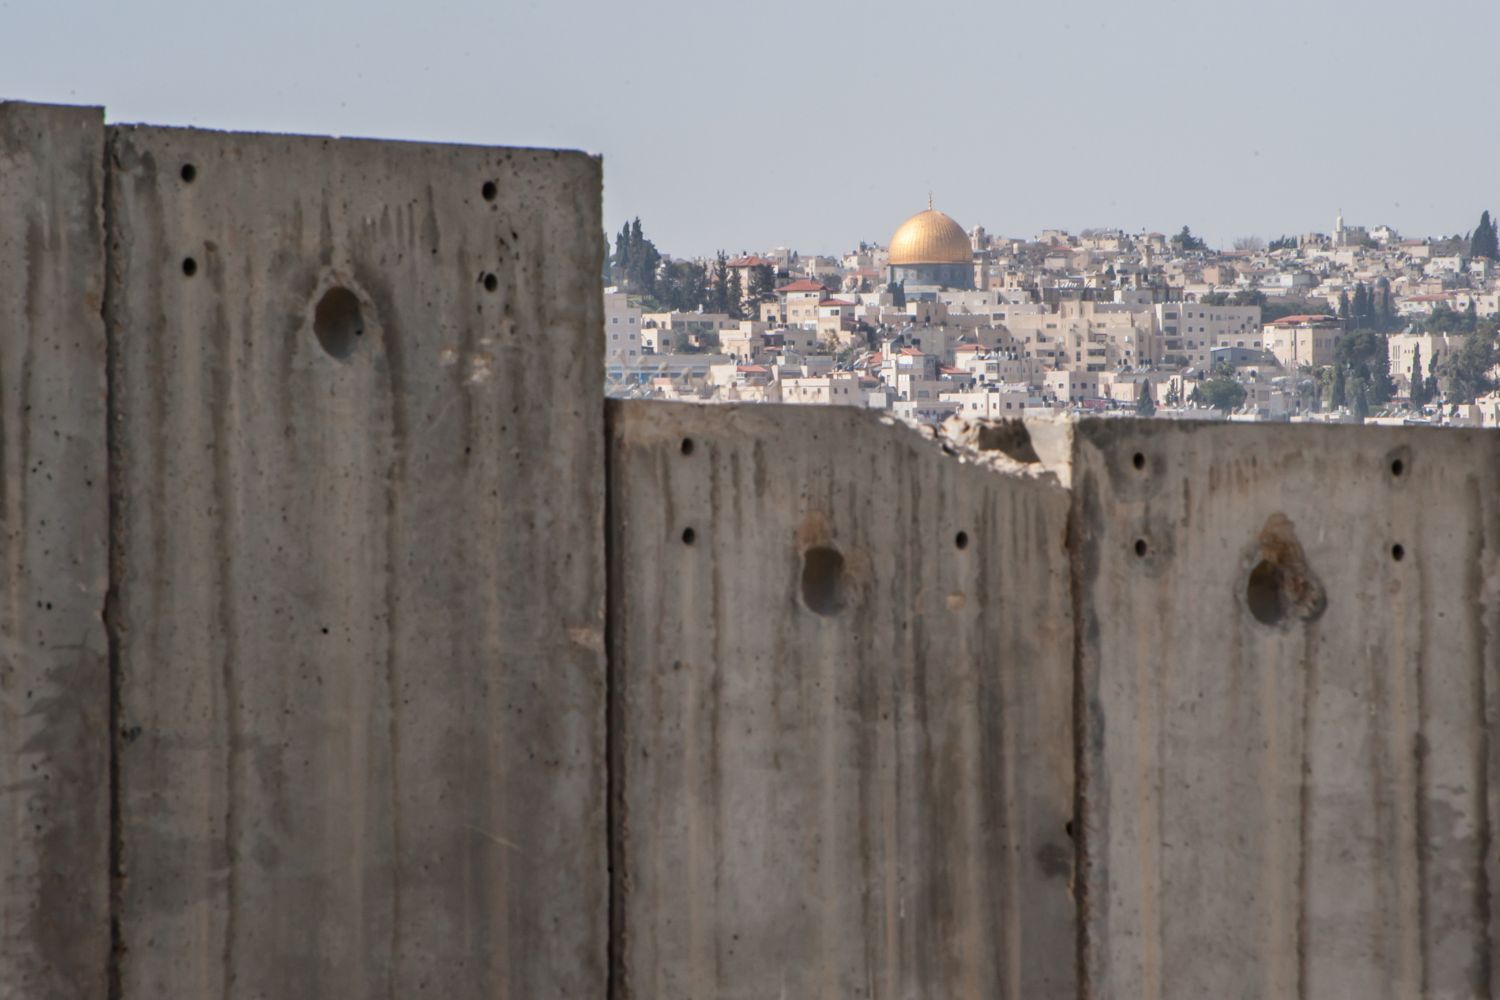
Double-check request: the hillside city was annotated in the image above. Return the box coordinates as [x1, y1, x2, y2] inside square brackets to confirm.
[604, 205, 1500, 427]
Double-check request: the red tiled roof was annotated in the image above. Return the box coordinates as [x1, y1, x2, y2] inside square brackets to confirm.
[729, 256, 776, 267]
[899, 347, 925, 356]
[777, 279, 827, 293]
[820, 299, 855, 307]
[955, 344, 984, 353]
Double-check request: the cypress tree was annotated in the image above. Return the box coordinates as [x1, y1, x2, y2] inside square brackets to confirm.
[711, 251, 731, 314]
[1370, 334, 1394, 403]
[1135, 380, 1156, 417]
[726, 270, 744, 320]
[1471, 210, 1499, 260]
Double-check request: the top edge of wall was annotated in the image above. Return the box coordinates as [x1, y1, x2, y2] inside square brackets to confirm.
[1, 98, 596, 160]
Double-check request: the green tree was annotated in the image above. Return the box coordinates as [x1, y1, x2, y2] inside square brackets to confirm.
[1135, 380, 1156, 417]
[1336, 329, 1394, 403]
[1229, 289, 1266, 308]
[887, 280, 906, 308]
[612, 217, 661, 296]
[1351, 283, 1369, 329]
[1350, 375, 1370, 421]
[1199, 376, 1247, 413]
[1170, 226, 1207, 253]
[654, 259, 710, 312]
[710, 251, 731, 314]
[1338, 289, 1350, 320]
[1375, 278, 1394, 330]
[1438, 327, 1498, 403]
[726, 269, 744, 320]
[1471, 210, 1499, 260]
[1164, 381, 1181, 407]
[745, 265, 776, 317]
[1268, 235, 1297, 251]
[1327, 363, 1347, 408]
[1369, 339, 1395, 404]
[1409, 343, 1427, 406]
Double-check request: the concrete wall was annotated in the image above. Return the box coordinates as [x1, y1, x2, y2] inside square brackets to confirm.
[4, 101, 1498, 999]
[0, 102, 111, 1000]
[1071, 421, 1500, 999]
[106, 126, 606, 997]
[608, 402, 1077, 999]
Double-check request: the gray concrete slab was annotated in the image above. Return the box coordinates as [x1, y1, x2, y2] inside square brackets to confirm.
[0, 101, 110, 1000]
[1072, 420, 1500, 999]
[106, 126, 606, 998]
[609, 401, 1077, 999]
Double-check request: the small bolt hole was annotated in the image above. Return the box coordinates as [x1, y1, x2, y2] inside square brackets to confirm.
[681, 527, 696, 546]
[1391, 543, 1405, 562]
[680, 437, 694, 456]
[181, 257, 197, 277]
[1132, 451, 1145, 470]
[482, 272, 498, 292]
[180, 163, 197, 183]
[481, 180, 497, 201]
[1065, 820, 1076, 838]
[954, 530, 969, 550]
[1134, 538, 1148, 558]
[1391, 458, 1405, 477]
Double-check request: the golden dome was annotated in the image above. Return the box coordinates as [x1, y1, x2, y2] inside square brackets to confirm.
[888, 206, 972, 266]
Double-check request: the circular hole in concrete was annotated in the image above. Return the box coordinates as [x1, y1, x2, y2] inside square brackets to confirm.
[483, 272, 498, 292]
[1391, 543, 1405, 562]
[801, 545, 846, 616]
[1134, 538, 1148, 558]
[680, 437, 694, 456]
[181, 257, 197, 277]
[681, 527, 695, 546]
[1391, 458, 1405, 477]
[1132, 451, 1146, 470]
[955, 530, 969, 550]
[1246, 559, 1286, 626]
[1065, 820, 1076, 838]
[481, 180, 497, 201]
[180, 163, 197, 183]
[313, 286, 364, 361]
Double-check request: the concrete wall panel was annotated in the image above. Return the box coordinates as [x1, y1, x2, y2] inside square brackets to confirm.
[0, 101, 110, 1000]
[609, 402, 1076, 999]
[107, 127, 605, 998]
[1073, 420, 1500, 999]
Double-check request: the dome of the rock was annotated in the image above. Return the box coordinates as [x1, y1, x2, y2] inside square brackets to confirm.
[886, 203, 975, 290]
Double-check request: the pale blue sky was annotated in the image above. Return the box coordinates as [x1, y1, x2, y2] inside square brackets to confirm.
[4, 0, 1495, 257]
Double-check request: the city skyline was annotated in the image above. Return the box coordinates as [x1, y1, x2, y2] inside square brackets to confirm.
[3, 0, 1498, 257]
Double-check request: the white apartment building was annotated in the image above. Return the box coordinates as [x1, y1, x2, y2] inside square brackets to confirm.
[1155, 303, 1261, 368]
[604, 290, 643, 361]
[941, 383, 1039, 417]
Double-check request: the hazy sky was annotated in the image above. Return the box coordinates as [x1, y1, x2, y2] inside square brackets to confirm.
[4, 0, 1497, 257]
